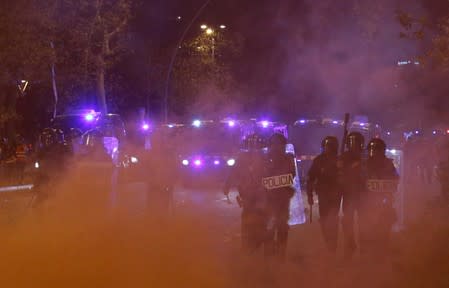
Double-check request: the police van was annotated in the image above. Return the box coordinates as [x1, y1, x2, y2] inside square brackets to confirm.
[49, 109, 126, 161]
[173, 118, 289, 187]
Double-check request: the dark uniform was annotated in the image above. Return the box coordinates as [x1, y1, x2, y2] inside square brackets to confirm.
[307, 136, 340, 253]
[264, 133, 296, 260]
[34, 128, 70, 206]
[224, 134, 266, 253]
[338, 132, 365, 259]
[359, 138, 398, 254]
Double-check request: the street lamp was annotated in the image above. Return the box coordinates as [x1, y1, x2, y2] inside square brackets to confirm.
[164, 0, 212, 123]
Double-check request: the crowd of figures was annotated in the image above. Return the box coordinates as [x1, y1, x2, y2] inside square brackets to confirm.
[0, 135, 34, 185]
[1, 123, 449, 263]
[225, 132, 401, 261]
[0, 127, 177, 214]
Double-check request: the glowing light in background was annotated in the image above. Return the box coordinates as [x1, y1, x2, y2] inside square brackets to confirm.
[192, 120, 202, 127]
[142, 123, 150, 131]
[168, 124, 175, 128]
[433, 130, 437, 135]
[34, 162, 39, 169]
[299, 120, 306, 124]
[194, 159, 202, 166]
[387, 132, 391, 136]
[200, 24, 207, 30]
[227, 159, 236, 166]
[182, 159, 189, 166]
[228, 120, 236, 127]
[130, 157, 138, 164]
[84, 114, 95, 121]
[261, 121, 269, 128]
[214, 160, 220, 165]
[332, 121, 339, 124]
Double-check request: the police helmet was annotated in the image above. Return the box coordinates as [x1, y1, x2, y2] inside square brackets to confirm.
[367, 138, 386, 158]
[346, 132, 364, 153]
[243, 134, 266, 151]
[321, 136, 338, 155]
[268, 133, 287, 147]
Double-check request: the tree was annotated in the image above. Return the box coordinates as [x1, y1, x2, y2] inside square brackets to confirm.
[172, 28, 241, 116]
[0, 0, 58, 140]
[59, 0, 132, 113]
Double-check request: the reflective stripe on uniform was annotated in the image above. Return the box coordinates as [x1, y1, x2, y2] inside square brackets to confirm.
[262, 174, 294, 190]
[366, 179, 398, 193]
[298, 155, 316, 161]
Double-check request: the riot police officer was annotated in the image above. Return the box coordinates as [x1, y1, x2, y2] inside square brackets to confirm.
[307, 136, 340, 253]
[34, 128, 70, 206]
[264, 133, 296, 260]
[339, 132, 365, 259]
[224, 134, 266, 253]
[359, 138, 398, 255]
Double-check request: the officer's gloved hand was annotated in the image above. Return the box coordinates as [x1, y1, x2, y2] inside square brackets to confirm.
[307, 195, 314, 206]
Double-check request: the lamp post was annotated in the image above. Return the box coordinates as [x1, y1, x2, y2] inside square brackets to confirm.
[163, 0, 212, 123]
[201, 24, 226, 59]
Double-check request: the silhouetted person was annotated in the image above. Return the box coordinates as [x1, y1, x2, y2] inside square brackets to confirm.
[359, 138, 398, 256]
[264, 133, 296, 261]
[307, 136, 340, 253]
[339, 132, 365, 260]
[224, 134, 267, 253]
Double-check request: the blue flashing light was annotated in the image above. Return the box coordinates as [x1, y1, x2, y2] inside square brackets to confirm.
[261, 121, 269, 128]
[85, 114, 95, 121]
[194, 159, 202, 167]
[332, 121, 338, 124]
[228, 120, 236, 127]
[192, 120, 201, 127]
[214, 160, 220, 165]
[142, 123, 150, 131]
[299, 120, 306, 124]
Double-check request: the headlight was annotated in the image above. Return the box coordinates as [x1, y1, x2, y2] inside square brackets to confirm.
[227, 159, 236, 166]
[130, 156, 138, 164]
[34, 162, 40, 169]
